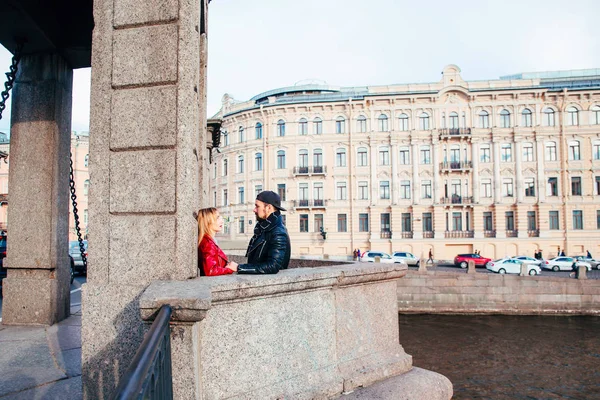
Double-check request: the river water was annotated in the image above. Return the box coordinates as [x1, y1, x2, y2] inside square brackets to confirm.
[399, 314, 600, 399]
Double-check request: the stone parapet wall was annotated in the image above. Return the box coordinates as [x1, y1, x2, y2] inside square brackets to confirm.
[398, 270, 600, 315]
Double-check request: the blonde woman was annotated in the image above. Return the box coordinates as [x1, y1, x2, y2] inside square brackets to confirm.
[197, 208, 238, 276]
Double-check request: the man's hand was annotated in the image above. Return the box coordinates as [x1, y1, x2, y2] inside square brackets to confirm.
[227, 261, 238, 272]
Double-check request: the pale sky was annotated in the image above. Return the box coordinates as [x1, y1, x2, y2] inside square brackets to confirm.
[0, 0, 599, 133]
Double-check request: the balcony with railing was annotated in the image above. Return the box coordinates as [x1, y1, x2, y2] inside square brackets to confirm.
[506, 230, 518, 237]
[483, 230, 496, 238]
[444, 230, 474, 238]
[527, 229, 539, 237]
[423, 231, 434, 238]
[439, 128, 471, 137]
[292, 166, 327, 176]
[292, 199, 328, 209]
[439, 161, 472, 172]
[400, 231, 413, 239]
[440, 195, 473, 205]
[380, 231, 392, 239]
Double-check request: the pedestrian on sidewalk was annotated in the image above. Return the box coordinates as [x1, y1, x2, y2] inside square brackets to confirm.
[427, 249, 434, 264]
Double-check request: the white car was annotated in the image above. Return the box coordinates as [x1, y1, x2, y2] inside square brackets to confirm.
[392, 251, 420, 266]
[486, 258, 541, 275]
[361, 251, 394, 264]
[541, 257, 592, 272]
[513, 256, 542, 266]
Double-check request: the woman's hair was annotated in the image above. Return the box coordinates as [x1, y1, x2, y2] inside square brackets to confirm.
[197, 207, 219, 244]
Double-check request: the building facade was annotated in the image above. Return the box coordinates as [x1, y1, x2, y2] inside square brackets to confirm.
[209, 65, 600, 260]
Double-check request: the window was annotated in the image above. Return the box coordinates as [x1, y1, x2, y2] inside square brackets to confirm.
[479, 111, 489, 128]
[422, 212, 432, 232]
[298, 149, 308, 168]
[400, 180, 411, 199]
[452, 212, 462, 231]
[503, 178, 513, 197]
[381, 213, 391, 232]
[238, 216, 245, 233]
[298, 118, 308, 135]
[313, 149, 323, 167]
[378, 114, 389, 132]
[84, 209, 88, 224]
[449, 112, 459, 129]
[357, 147, 368, 166]
[399, 147, 410, 165]
[421, 180, 432, 199]
[239, 126, 245, 143]
[314, 182, 323, 203]
[336, 148, 347, 167]
[314, 214, 323, 232]
[380, 181, 390, 199]
[379, 147, 390, 165]
[501, 143, 512, 162]
[337, 214, 347, 232]
[358, 181, 368, 200]
[505, 211, 515, 231]
[598, 210, 600, 229]
[401, 213, 411, 232]
[593, 141, 600, 160]
[420, 146, 431, 164]
[213, 191, 216, 207]
[237, 155, 244, 173]
[449, 145, 460, 162]
[480, 144, 491, 163]
[299, 183, 308, 201]
[84, 154, 89, 167]
[549, 210, 559, 230]
[419, 112, 430, 130]
[223, 159, 228, 176]
[313, 117, 322, 135]
[83, 179, 90, 195]
[223, 131, 229, 146]
[548, 177, 558, 196]
[545, 142, 557, 161]
[254, 184, 262, 198]
[255, 122, 263, 139]
[500, 109, 511, 128]
[238, 187, 245, 204]
[481, 179, 492, 198]
[596, 176, 600, 195]
[573, 210, 583, 230]
[521, 108, 532, 127]
[335, 117, 345, 134]
[566, 106, 579, 126]
[359, 213, 369, 232]
[523, 143, 534, 162]
[277, 150, 285, 169]
[527, 211, 537, 230]
[255, 153, 263, 171]
[525, 178, 535, 197]
[483, 212, 493, 231]
[277, 183, 286, 201]
[277, 119, 285, 136]
[299, 214, 309, 232]
[357, 116, 367, 133]
[543, 108, 555, 126]
[592, 106, 600, 125]
[222, 189, 228, 206]
[571, 177, 582, 196]
[336, 182, 347, 200]
[568, 141, 580, 160]
[398, 114, 409, 131]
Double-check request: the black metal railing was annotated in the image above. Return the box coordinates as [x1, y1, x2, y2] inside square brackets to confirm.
[401, 231, 413, 239]
[439, 161, 473, 170]
[380, 231, 392, 239]
[292, 166, 327, 175]
[483, 230, 496, 238]
[444, 230, 474, 238]
[506, 230, 518, 237]
[439, 128, 471, 136]
[292, 199, 327, 208]
[293, 166, 309, 174]
[423, 231, 434, 238]
[528, 229, 539, 237]
[440, 195, 473, 205]
[112, 305, 173, 400]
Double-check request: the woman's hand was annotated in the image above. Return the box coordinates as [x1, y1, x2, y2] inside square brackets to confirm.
[227, 261, 238, 272]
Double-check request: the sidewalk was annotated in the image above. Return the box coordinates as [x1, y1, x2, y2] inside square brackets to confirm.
[0, 294, 82, 399]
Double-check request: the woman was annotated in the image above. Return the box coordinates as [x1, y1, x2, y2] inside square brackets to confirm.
[197, 207, 238, 276]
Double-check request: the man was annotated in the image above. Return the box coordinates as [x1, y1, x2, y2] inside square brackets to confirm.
[237, 191, 291, 274]
[586, 250, 592, 259]
[427, 249, 434, 264]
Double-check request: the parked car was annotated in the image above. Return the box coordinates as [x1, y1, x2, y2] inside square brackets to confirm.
[486, 258, 541, 275]
[361, 251, 395, 264]
[542, 257, 592, 272]
[392, 251, 420, 266]
[69, 240, 88, 274]
[454, 253, 492, 269]
[574, 256, 600, 269]
[513, 256, 542, 266]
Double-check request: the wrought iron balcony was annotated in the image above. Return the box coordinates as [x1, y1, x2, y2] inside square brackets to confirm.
[527, 229, 539, 237]
[439, 128, 471, 137]
[483, 230, 496, 238]
[293, 166, 309, 175]
[440, 161, 472, 171]
[292, 199, 328, 209]
[506, 230, 518, 238]
[401, 231, 413, 239]
[444, 230, 474, 238]
[380, 231, 392, 239]
[440, 195, 473, 205]
[422, 231, 434, 238]
[292, 166, 327, 176]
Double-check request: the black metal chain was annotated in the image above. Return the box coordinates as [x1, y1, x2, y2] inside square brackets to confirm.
[69, 152, 87, 271]
[0, 41, 24, 121]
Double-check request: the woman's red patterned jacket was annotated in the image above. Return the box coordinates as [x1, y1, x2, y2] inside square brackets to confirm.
[198, 235, 234, 276]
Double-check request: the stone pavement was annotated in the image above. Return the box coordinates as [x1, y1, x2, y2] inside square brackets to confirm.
[0, 301, 82, 399]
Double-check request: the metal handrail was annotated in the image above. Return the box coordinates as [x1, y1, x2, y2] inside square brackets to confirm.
[112, 305, 173, 400]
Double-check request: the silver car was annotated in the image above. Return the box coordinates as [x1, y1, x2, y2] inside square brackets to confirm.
[392, 251, 420, 267]
[69, 240, 88, 274]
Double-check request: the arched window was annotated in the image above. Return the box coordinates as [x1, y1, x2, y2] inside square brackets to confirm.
[298, 149, 309, 167]
[543, 108, 555, 126]
[84, 179, 90, 195]
[276, 150, 286, 169]
[449, 112, 459, 129]
[523, 143, 534, 162]
[84, 154, 89, 167]
[255, 122, 263, 139]
[545, 142, 557, 161]
[313, 117, 322, 135]
[419, 112, 430, 130]
[567, 106, 579, 126]
[336, 148, 347, 167]
[357, 115, 367, 133]
[277, 119, 286, 136]
[335, 116, 346, 134]
[521, 108, 532, 127]
[378, 114, 389, 132]
[255, 153, 263, 171]
[500, 109, 511, 128]
[298, 118, 308, 135]
[237, 155, 244, 173]
[357, 147, 368, 166]
[313, 149, 323, 169]
[479, 111, 489, 128]
[223, 159, 228, 176]
[568, 140, 580, 160]
[398, 113, 409, 131]
[239, 126, 245, 143]
[592, 106, 600, 125]
[593, 140, 600, 160]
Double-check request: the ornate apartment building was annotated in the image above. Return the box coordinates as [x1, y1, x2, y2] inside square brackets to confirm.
[209, 65, 600, 260]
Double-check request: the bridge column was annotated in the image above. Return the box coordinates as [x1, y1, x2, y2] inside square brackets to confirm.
[2, 53, 72, 325]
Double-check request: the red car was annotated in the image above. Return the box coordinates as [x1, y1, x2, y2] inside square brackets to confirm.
[454, 253, 492, 269]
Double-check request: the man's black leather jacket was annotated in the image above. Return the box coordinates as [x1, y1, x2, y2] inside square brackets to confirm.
[238, 212, 290, 274]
